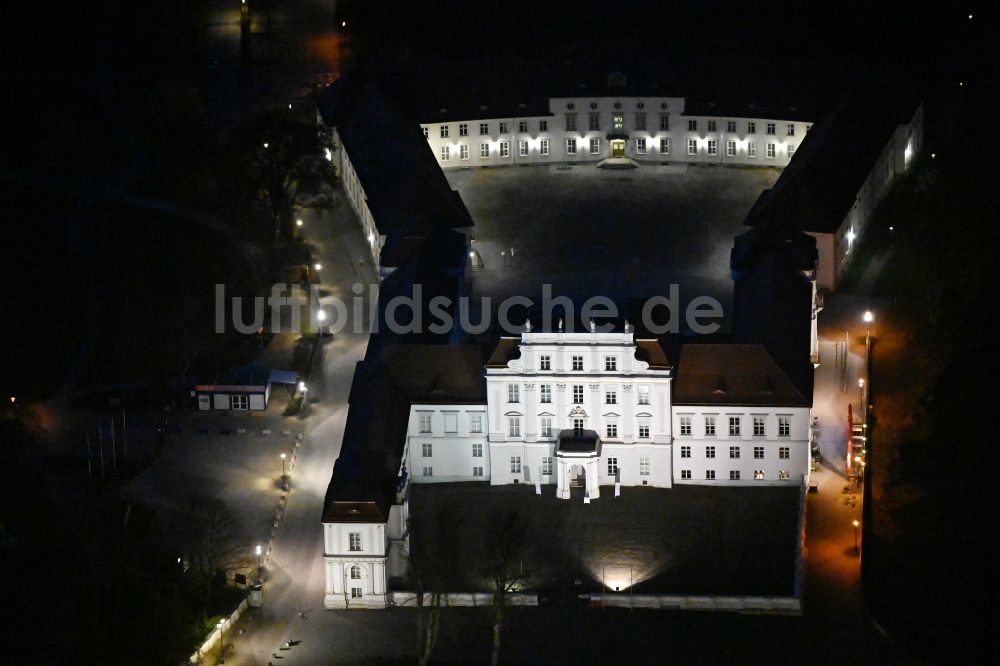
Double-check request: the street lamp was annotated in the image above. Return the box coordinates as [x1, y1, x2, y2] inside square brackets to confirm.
[296, 219, 304, 227]
[217, 619, 226, 663]
[280, 452, 287, 478]
[314, 262, 322, 271]
[255, 544, 263, 583]
[852, 520, 860, 555]
[317, 309, 327, 335]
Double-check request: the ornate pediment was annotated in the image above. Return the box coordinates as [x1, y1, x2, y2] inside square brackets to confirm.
[568, 406, 588, 418]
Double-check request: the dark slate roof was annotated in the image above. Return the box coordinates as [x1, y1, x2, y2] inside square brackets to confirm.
[321, 345, 486, 524]
[316, 74, 474, 245]
[485, 337, 520, 368]
[672, 344, 808, 407]
[743, 70, 922, 235]
[556, 428, 602, 455]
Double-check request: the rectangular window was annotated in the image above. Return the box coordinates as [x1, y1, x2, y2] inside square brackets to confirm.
[726, 120, 737, 132]
[423, 466, 433, 477]
[458, 123, 468, 136]
[726, 140, 736, 157]
[499, 121, 509, 133]
[659, 114, 670, 130]
[232, 394, 248, 410]
[541, 417, 553, 437]
[572, 356, 584, 371]
[606, 422, 618, 438]
[707, 140, 717, 155]
[706, 470, 716, 480]
[351, 587, 363, 599]
[419, 413, 432, 433]
[607, 457, 619, 476]
[445, 413, 458, 432]
[540, 384, 551, 403]
[566, 138, 577, 155]
[634, 112, 646, 131]
[440, 126, 449, 138]
[499, 142, 510, 157]
[518, 120, 528, 133]
[479, 122, 489, 135]
[473, 466, 484, 477]
[539, 355, 551, 370]
[766, 122, 776, 135]
[754, 470, 765, 480]
[753, 416, 765, 437]
[787, 144, 796, 159]
[640, 457, 650, 475]
[508, 417, 521, 437]
[680, 445, 691, 458]
[440, 146, 450, 161]
[638, 386, 650, 405]
[350, 566, 361, 580]
[707, 120, 717, 132]
[423, 127, 429, 138]
[778, 416, 790, 437]
[589, 113, 600, 131]
[754, 446, 764, 459]
[638, 421, 650, 439]
[767, 143, 776, 158]
[539, 120, 548, 132]
[470, 414, 483, 433]
[779, 470, 790, 480]
[680, 416, 692, 436]
[779, 446, 790, 459]
[614, 113, 624, 130]
[573, 417, 585, 430]
[748, 141, 757, 157]
[573, 385, 584, 404]
[605, 356, 617, 371]
[747, 121, 756, 134]
[480, 143, 490, 158]
[787, 123, 795, 136]
[730, 446, 740, 459]
[349, 532, 362, 551]
[589, 138, 601, 154]
[681, 469, 692, 479]
[729, 416, 741, 436]
[566, 114, 577, 131]
[660, 137, 671, 154]
[508, 384, 520, 403]
[542, 456, 553, 475]
[605, 390, 616, 404]
[706, 445, 716, 458]
[460, 144, 469, 160]
[519, 140, 528, 157]
[688, 119, 698, 131]
[472, 443, 483, 457]
[687, 139, 697, 155]
[636, 138, 646, 154]
[705, 416, 716, 435]
[540, 139, 549, 156]
[510, 456, 521, 473]
[730, 470, 741, 480]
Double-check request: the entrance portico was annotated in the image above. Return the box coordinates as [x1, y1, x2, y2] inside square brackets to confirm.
[555, 428, 601, 500]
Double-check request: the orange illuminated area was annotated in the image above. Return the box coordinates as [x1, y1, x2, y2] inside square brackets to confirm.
[307, 31, 349, 77]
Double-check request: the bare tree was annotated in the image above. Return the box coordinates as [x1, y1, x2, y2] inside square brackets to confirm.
[171, 496, 246, 616]
[406, 508, 463, 666]
[484, 510, 529, 666]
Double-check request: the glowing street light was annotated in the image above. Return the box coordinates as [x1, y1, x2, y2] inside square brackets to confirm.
[255, 544, 263, 582]
[296, 219, 304, 227]
[263, 142, 269, 148]
[280, 452, 287, 478]
[314, 262, 322, 271]
[217, 619, 226, 663]
[852, 520, 860, 555]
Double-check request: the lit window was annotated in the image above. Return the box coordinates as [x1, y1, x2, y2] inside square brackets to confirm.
[613, 113, 624, 130]
[754, 470, 765, 480]
[779, 470, 790, 480]
[687, 139, 697, 155]
[787, 144, 795, 159]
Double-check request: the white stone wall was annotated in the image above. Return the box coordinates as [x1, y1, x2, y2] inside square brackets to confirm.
[421, 96, 807, 170]
[331, 128, 386, 267]
[405, 403, 489, 483]
[323, 521, 389, 609]
[670, 406, 811, 485]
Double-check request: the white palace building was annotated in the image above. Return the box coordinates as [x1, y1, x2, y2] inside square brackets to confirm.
[321, 329, 811, 608]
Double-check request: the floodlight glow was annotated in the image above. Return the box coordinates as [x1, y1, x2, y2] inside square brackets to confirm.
[317, 310, 327, 322]
[256, 545, 262, 555]
[296, 219, 303, 226]
[863, 310, 874, 323]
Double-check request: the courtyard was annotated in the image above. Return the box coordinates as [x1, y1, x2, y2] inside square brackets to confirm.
[447, 163, 781, 331]
[407, 481, 801, 597]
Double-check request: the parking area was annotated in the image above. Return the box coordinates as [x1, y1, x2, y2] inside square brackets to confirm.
[448, 163, 781, 330]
